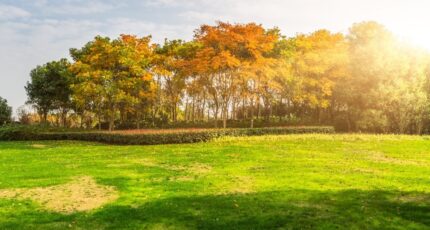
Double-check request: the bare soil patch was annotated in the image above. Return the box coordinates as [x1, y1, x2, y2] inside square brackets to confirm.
[31, 144, 47, 148]
[369, 152, 424, 166]
[0, 176, 118, 213]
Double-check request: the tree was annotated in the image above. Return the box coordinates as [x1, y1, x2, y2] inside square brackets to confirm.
[333, 21, 430, 133]
[16, 105, 32, 125]
[25, 59, 72, 124]
[22, 21, 430, 133]
[153, 40, 193, 123]
[335, 22, 396, 131]
[290, 30, 348, 123]
[193, 22, 277, 128]
[70, 35, 154, 131]
[0, 97, 12, 125]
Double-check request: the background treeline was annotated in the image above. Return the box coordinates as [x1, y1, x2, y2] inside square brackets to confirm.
[17, 21, 430, 133]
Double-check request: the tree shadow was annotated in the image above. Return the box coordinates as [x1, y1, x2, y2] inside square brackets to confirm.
[1, 189, 429, 229]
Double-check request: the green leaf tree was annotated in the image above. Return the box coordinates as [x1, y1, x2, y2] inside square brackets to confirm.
[25, 59, 72, 125]
[0, 96, 12, 125]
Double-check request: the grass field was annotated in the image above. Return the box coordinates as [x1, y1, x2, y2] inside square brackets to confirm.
[0, 134, 429, 229]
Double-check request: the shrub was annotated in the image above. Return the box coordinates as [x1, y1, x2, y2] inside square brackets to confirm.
[0, 126, 335, 145]
[0, 125, 87, 141]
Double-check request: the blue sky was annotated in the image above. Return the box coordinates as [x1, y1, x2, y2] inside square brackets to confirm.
[1, 0, 429, 114]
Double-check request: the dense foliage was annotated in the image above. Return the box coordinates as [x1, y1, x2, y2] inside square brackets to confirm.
[0, 97, 12, 125]
[25, 21, 430, 133]
[25, 59, 72, 125]
[0, 125, 333, 144]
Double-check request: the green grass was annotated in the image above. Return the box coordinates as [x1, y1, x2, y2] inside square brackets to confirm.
[0, 134, 430, 229]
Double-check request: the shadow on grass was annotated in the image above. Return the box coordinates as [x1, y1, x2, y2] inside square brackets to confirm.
[1, 189, 429, 229]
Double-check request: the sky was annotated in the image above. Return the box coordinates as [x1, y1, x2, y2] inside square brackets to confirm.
[1, 0, 430, 113]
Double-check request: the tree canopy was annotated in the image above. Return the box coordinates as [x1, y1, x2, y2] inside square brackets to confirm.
[25, 59, 72, 124]
[23, 21, 430, 133]
[0, 97, 12, 125]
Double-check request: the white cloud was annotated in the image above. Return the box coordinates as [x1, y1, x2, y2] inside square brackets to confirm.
[32, 0, 119, 15]
[0, 19, 103, 111]
[0, 4, 31, 20]
[105, 18, 193, 42]
[143, 0, 197, 7]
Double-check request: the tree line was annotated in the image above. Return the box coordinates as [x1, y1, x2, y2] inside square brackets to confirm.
[23, 21, 430, 133]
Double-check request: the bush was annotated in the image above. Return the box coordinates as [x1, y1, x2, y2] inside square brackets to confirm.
[0, 125, 87, 141]
[0, 125, 335, 145]
[114, 119, 322, 130]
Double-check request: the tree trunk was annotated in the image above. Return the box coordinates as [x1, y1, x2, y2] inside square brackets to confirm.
[214, 103, 219, 128]
[136, 111, 141, 129]
[173, 101, 177, 122]
[192, 98, 195, 123]
[184, 100, 189, 122]
[222, 103, 227, 129]
[80, 113, 84, 129]
[98, 115, 101, 131]
[41, 111, 48, 124]
[108, 107, 115, 132]
[257, 98, 261, 120]
[109, 116, 114, 132]
[201, 95, 206, 121]
[346, 112, 351, 132]
[232, 99, 236, 120]
[62, 109, 68, 128]
[242, 98, 246, 121]
[250, 97, 254, 128]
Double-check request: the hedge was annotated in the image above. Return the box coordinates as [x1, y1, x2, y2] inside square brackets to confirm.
[0, 126, 334, 145]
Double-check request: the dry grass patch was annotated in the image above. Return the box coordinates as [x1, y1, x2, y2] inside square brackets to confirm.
[142, 161, 213, 174]
[31, 144, 47, 149]
[172, 176, 195, 182]
[217, 176, 255, 195]
[188, 163, 212, 174]
[369, 152, 424, 166]
[398, 194, 430, 204]
[0, 176, 118, 213]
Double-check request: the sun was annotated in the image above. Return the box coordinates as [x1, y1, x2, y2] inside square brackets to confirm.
[398, 32, 430, 52]
[385, 22, 430, 52]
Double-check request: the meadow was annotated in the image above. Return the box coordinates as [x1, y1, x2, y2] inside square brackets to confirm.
[0, 134, 429, 229]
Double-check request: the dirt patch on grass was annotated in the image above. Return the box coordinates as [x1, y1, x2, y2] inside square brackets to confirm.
[188, 163, 212, 174]
[144, 162, 212, 174]
[369, 152, 424, 166]
[31, 144, 47, 149]
[350, 168, 382, 174]
[398, 194, 430, 204]
[172, 176, 195, 182]
[217, 176, 255, 195]
[0, 176, 118, 213]
[134, 158, 158, 167]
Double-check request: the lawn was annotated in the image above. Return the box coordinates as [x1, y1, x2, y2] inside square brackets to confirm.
[0, 134, 429, 229]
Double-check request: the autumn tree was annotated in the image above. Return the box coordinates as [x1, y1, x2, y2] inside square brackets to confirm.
[152, 40, 194, 123]
[289, 30, 348, 123]
[22, 21, 430, 133]
[241, 27, 280, 127]
[193, 22, 277, 128]
[70, 35, 154, 131]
